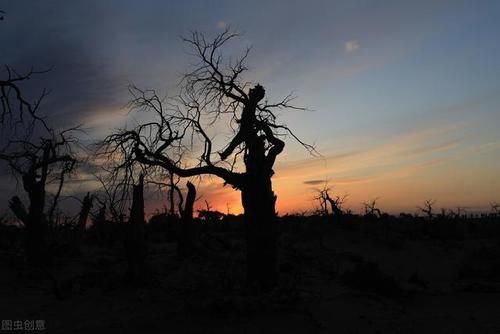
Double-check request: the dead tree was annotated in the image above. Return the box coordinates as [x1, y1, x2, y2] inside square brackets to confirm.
[0, 66, 51, 133]
[363, 198, 382, 218]
[125, 174, 147, 281]
[315, 190, 329, 216]
[326, 195, 346, 217]
[154, 154, 184, 217]
[88, 199, 109, 246]
[448, 206, 466, 219]
[102, 29, 315, 291]
[77, 193, 94, 233]
[74, 192, 93, 251]
[94, 170, 129, 224]
[177, 181, 196, 258]
[1, 22, 68, 263]
[418, 199, 436, 219]
[168, 172, 179, 216]
[0, 11, 83, 265]
[490, 202, 499, 216]
[198, 200, 224, 224]
[162, 170, 184, 218]
[315, 185, 347, 217]
[1, 130, 77, 264]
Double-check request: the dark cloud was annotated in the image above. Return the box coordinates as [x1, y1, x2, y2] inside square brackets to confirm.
[1, 12, 124, 131]
[303, 180, 326, 186]
[0, 0, 224, 133]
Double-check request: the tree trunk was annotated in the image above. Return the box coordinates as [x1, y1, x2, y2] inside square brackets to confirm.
[241, 173, 278, 291]
[177, 181, 196, 258]
[23, 173, 48, 266]
[169, 172, 176, 216]
[76, 193, 93, 252]
[25, 202, 47, 265]
[126, 175, 146, 282]
[326, 198, 343, 218]
[240, 85, 279, 291]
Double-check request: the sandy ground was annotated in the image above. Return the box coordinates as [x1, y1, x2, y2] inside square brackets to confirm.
[1, 220, 500, 333]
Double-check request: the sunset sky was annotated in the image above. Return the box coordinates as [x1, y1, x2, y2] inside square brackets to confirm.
[1, 0, 499, 215]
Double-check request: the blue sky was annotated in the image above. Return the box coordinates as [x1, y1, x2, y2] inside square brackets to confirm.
[1, 0, 499, 214]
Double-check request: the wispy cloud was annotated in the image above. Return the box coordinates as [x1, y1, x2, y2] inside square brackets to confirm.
[389, 158, 447, 179]
[401, 140, 460, 157]
[303, 180, 326, 186]
[276, 123, 462, 181]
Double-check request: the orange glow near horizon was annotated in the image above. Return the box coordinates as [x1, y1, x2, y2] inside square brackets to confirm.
[190, 122, 500, 216]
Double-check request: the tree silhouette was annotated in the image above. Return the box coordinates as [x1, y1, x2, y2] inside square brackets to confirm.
[418, 199, 436, 219]
[0, 66, 51, 133]
[177, 181, 196, 258]
[75, 192, 93, 252]
[315, 184, 348, 217]
[490, 202, 500, 215]
[363, 198, 382, 218]
[125, 174, 147, 282]
[102, 29, 314, 290]
[1, 129, 78, 264]
[1, 14, 50, 132]
[0, 9, 81, 264]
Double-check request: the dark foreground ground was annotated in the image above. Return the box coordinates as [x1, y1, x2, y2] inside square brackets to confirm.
[1, 215, 500, 334]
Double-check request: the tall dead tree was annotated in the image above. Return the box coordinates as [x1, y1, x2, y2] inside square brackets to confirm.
[125, 174, 147, 281]
[315, 185, 347, 217]
[1, 11, 80, 264]
[177, 181, 196, 258]
[75, 192, 93, 251]
[418, 199, 436, 219]
[363, 198, 383, 218]
[103, 29, 314, 290]
[1, 130, 77, 264]
[491, 202, 499, 216]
